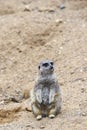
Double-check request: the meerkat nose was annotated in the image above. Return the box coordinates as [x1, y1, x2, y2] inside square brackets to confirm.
[50, 66, 53, 69]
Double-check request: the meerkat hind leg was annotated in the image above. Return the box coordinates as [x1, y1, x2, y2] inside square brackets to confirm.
[48, 106, 57, 119]
[32, 103, 42, 120]
[49, 105, 61, 119]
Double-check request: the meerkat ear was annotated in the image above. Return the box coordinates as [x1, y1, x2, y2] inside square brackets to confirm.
[38, 65, 40, 69]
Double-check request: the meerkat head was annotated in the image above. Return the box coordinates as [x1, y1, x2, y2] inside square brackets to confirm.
[38, 60, 54, 76]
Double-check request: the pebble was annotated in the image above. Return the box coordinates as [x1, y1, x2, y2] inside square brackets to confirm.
[24, 5, 30, 11]
[82, 112, 86, 116]
[59, 4, 66, 9]
[80, 69, 83, 72]
[40, 125, 45, 129]
[60, 46, 63, 50]
[55, 19, 63, 24]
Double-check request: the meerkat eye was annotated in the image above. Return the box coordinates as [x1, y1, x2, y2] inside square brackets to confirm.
[38, 65, 40, 69]
[42, 63, 49, 67]
[50, 62, 53, 65]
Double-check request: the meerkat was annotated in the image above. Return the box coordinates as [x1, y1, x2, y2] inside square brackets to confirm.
[30, 60, 62, 120]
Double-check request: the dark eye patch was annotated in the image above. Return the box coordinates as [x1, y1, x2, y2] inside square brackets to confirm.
[38, 65, 40, 69]
[50, 62, 53, 65]
[42, 63, 49, 67]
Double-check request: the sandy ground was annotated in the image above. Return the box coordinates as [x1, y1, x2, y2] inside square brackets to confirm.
[0, 0, 87, 130]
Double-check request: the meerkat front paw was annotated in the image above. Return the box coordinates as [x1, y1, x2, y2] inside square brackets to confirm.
[36, 90, 42, 104]
[49, 114, 55, 119]
[36, 115, 42, 120]
[36, 95, 42, 104]
[49, 95, 54, 104]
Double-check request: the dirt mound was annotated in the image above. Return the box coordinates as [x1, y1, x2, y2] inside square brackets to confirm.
[0, 103, 21, 124]
[0, 99, 31, 124]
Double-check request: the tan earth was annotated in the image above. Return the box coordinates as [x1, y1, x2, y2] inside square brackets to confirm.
[0, 0, 87, 129]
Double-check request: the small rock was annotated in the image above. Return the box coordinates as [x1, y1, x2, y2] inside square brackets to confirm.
[82, 112, 86, 116]
[59, 4, 66, 9]
[40, 125, 45, 129]
[26, 124, 34, 129]
[60, 46, 63, 50]
[80, 69, 83, 72]
[55, 19, 63, 24]
[24, 5, 30, 12]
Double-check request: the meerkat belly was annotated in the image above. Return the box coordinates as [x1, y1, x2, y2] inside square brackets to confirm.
[42, 86, 49, 105]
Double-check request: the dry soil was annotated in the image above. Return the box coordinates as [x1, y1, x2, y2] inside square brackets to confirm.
[0, 0, 87, 130]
